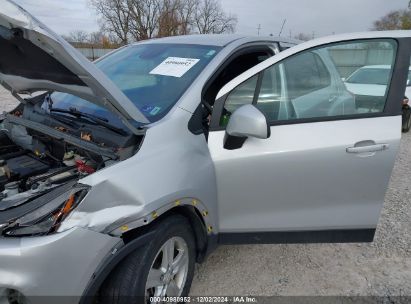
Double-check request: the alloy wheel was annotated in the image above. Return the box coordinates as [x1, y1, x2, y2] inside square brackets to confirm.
[145, 236, 189, 300]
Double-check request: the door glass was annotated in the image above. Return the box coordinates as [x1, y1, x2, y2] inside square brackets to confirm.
[221, 39, 397, 125]
[224, 74, 258, 113]
[255, 64, 283, 121]
[284, 52, 331, 99]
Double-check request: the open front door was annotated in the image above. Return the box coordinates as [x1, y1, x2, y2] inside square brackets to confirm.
[208, 32, 411, 244]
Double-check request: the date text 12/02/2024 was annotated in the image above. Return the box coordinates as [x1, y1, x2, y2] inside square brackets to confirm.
[149, 296, 257, 303]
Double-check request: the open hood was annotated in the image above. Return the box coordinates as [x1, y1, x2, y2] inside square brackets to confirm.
[0, 0, 149, 132]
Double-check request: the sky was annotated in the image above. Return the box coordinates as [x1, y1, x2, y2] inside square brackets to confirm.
[13, 0, 410, 38]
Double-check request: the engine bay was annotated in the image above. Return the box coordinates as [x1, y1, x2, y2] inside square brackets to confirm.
[0, 132, 92, 210]
[0, 99, 144, 211]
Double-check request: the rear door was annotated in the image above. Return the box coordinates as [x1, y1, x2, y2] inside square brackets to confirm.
[208, 33, 411, 243]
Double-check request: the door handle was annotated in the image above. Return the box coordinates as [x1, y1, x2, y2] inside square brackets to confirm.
[346, 143, 389, 154]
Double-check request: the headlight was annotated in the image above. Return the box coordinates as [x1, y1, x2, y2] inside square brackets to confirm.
[3, 185, 89, 237]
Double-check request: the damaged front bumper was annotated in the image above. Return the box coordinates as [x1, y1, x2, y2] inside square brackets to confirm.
[0, 227, 121, 304]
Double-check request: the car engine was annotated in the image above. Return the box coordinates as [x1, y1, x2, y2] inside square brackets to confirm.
[0, 103, 143, 212]
[0, 129, 96, 210]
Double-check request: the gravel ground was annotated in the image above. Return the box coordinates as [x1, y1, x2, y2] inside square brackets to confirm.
[0, 87, 410, 297]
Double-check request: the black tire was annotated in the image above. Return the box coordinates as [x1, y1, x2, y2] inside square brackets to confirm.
[99, 215, 196, 304]
[402, 107, 411, 133]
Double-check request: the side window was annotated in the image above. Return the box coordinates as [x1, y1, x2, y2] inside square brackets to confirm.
[284, 52, 331, 99]
[224, 74, 258, 112]
[255, 66, 283, 121]
[219, 39, 397, 126]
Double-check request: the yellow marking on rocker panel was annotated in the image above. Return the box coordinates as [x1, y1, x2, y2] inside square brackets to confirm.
[192, 199, 198, 206]
[175, 200, 181, 206]
[120, 225, 129, 232]
[152, 211, 158, 219]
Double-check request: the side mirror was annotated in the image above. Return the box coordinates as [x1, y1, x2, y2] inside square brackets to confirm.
[224, 104, 270, 150]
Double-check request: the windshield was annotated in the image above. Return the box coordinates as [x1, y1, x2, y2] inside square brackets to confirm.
[346, 68, 391, 85]
[47, 43, 221, 128]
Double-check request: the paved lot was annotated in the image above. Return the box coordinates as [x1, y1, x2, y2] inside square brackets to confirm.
[0, 87, 410, 297]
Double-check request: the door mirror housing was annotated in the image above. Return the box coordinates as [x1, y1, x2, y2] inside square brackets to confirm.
[226, 104, 270, 139]
[224, 104, 270, 149]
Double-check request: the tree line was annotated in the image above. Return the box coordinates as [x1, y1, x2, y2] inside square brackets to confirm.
[82, 0, 237, 45]
[62, 30, 119, 48]
[64, 0, 409, 49]
[372, 1, 411, 30]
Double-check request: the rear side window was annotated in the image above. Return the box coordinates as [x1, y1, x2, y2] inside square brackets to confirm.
[284, 52, 331, 99]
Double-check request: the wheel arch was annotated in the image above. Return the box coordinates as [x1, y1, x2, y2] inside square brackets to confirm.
[80, 205, 212, 302]
[122, 205, 209, 262]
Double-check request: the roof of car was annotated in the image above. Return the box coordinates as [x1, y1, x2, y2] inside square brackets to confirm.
[134, 34, 300, 47]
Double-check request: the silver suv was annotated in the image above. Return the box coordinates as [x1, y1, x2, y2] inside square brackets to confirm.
[0, 1, 409, 303]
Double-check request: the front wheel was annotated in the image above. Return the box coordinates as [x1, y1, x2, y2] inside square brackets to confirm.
[99, 215, 196, 304]
[402, 106, 411, 133]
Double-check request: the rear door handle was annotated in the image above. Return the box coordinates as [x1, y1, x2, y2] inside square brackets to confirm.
[346, 143, 389, 154]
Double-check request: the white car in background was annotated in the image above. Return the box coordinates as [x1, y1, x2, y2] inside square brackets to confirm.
[344, 65, 411, 132]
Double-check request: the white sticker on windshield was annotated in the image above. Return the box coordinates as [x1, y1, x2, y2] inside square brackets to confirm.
[150, 57, 200, 78]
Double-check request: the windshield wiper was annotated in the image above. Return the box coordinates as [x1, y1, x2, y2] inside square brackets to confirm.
[49, 107, 128, 136]
[49, 113, 80, 129]
[51, 107, 108, 122]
